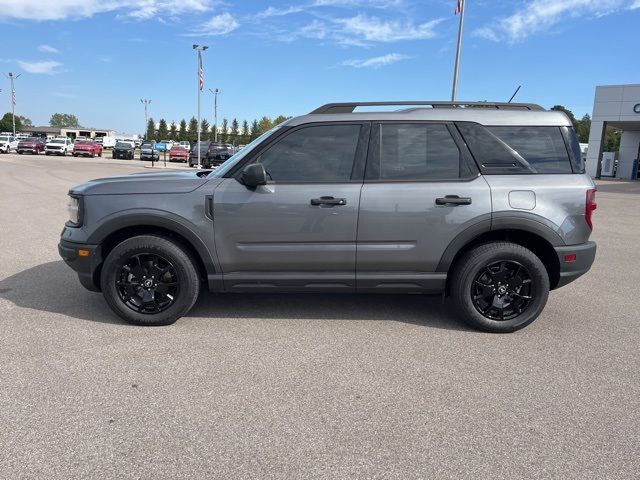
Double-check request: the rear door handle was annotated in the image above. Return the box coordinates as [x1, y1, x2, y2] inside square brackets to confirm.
[310, 196, 347, 206]
[435, 195, 472, 206]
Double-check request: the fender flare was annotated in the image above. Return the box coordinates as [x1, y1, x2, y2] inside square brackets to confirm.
[87, 210, 216, 274]
[436, 213, 564, 272]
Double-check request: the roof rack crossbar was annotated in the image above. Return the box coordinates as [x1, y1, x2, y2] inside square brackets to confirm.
[311, 101, 545, 114]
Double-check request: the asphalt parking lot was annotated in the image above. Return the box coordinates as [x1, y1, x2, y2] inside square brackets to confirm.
[0, 153, 638, 479]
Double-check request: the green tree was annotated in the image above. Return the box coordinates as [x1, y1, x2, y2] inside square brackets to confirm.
[250, 119, 260, 140]
[157, 118, 169, 140]
[50, 113, 80, 128]
[201, 119, 210, 138]
[230, 118, 239, 144]
[273, 115, 290, 126]
[604, 127, 621, 152]
[187, 117, 199, 143]
[258, 116, 273, 134]
[146, 118, 156, 140]
[551, 105, 579, 131]
[178, 119, 188, 141]
[169, 121, 178, 140]
[219, 118, 228, 143]
[240, 120, 250, 144]
[576, 114, 591, 143]
[0, 112, 23, 132]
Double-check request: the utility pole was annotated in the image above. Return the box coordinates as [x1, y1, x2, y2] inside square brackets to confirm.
[209, 88, 221, 142]
[193, 44, 208, 168]
[4, 72, 21, 136]
[140, 98, 151, 140]
[451, 0, 466, 101]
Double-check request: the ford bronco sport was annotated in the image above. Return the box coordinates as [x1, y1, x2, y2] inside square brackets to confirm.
[58, 101, 596, 332]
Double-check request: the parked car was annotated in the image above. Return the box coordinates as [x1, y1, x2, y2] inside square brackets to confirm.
[112, 141, 135, 160]
[0, 135, 18, 153]
[121, 139, 137, 149]
[72, 140, 103, 157]
[140, 141, 159, 161]
[169, 145, 189, 163]
[178, 141, 190, 150]
[45, 137, 73, 156]
[96, 136, 117, 149]
[17, 137, 46, 154]
[188, 141, 233, 168]
[58, 100, 597, 332]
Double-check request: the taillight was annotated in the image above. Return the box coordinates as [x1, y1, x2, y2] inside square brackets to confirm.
[586, 188, 597, 230]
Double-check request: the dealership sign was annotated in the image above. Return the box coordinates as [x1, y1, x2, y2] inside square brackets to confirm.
[634, 103, 640, 114]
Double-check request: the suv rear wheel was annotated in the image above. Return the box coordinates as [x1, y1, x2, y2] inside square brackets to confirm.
[450, 242, 549, 333]
[100, 235, 200, 326]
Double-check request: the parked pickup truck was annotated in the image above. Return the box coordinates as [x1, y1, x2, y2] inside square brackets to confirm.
[45, 137, 74, 156]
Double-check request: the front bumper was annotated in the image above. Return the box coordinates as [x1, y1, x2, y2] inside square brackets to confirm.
[554, 241, 597, 289]
[58, 239, 103, 292]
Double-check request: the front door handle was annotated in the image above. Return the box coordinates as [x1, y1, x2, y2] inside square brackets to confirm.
[435, 195, 472, 206]
[310, 196, 347, 206]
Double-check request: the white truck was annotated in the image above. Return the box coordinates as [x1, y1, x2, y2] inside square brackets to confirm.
[45, 137, 74, 156]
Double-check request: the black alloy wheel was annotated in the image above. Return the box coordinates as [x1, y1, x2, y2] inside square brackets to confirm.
[116, 253, 179, 314]
[471, 260, 533, 321]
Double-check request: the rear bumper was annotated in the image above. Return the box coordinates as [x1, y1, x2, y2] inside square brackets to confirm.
[554, 241, 596, 289]
[58, 239, 102, 292]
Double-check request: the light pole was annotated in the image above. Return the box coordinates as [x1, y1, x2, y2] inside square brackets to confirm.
[4, 72, 21, 136]
[209, 88, 221, 142]
[140, 98, 151, 140]
[193, 44, 208, 168]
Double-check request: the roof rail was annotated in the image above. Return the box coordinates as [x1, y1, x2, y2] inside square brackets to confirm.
[310, 101, 545, 114]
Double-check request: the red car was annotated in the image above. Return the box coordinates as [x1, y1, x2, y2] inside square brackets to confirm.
[169, 145, 189, 163]
[17, 137, 46, 155]
[72, 140, 103, 158]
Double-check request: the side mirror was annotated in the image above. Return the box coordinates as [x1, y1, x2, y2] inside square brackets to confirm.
[241, 163, 267, 187]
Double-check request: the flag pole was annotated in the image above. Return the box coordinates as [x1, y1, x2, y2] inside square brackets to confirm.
[197, 50, 201, 169]
[451, 0, 466, 102]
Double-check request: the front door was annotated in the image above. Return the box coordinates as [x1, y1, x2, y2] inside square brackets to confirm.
[356, 122, 492, 292]
[213, 123, 369, 292]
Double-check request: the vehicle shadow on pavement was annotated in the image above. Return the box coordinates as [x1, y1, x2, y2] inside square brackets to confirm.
[0, 261, 470, 331]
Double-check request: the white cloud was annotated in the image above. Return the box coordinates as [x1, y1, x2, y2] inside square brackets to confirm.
[474, 0, 636, 42]
[341, 53, 410, 68]
[0, 0, 215, 21]
[183, 12, 239, 36]
[37, 44, 60, 54]
[18, 60, 63, 74]
[335, 14, 443, 44]
[256, 5, 306, 18]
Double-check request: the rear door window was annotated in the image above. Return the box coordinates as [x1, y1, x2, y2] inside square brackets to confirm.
[367, 123, 473, 180]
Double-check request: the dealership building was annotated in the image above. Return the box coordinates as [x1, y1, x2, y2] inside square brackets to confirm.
[586, 84, 640, 179]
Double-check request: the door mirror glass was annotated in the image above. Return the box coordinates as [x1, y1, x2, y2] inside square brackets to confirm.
[241, 163, 267, 187]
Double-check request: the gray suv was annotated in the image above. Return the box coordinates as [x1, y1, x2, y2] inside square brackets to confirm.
[58, 101, 597, 332]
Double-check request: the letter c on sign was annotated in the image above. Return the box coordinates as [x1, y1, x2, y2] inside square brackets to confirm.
[634, 103, 640, 114]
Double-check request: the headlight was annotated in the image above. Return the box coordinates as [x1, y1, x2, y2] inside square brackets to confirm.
[67, 195, 81, 226]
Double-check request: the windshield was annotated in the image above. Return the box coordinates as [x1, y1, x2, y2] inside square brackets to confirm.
[0, 136, 8, 141]
[115, 142, 131, 148]
[50, 139, 66, 144]
[211, 125, 282, 177]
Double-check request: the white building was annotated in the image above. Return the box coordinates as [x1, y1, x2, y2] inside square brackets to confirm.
[586, 84, 640, 179]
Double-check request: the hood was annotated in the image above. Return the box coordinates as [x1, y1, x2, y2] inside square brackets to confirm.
[74, 144, 94, 149]
[69, 170, 218, 195]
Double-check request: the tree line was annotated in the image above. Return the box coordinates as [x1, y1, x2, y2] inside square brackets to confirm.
[144, 115, 290, 145]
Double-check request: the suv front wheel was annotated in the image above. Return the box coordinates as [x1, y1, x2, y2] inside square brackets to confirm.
[100, 235, 200, 326]
[450, 242, 550, 333]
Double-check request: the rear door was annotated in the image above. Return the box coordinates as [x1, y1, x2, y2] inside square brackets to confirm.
[213, 122, 369, 291]
[356, 122, 492, 292]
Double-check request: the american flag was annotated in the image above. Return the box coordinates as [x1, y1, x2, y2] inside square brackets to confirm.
[455, 0, 463, 14]
[11, 89, 16, 106]
[198, 52, 204, 91]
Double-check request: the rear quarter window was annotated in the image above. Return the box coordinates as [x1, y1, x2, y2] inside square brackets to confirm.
[456, 123, 574, 174]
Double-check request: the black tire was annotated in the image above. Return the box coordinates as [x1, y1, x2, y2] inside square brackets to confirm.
[450, 242, 549, 333]
[100, 235, 200, 326]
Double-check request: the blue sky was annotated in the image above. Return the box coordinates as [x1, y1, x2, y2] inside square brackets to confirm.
[1, 0, 639, 135]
